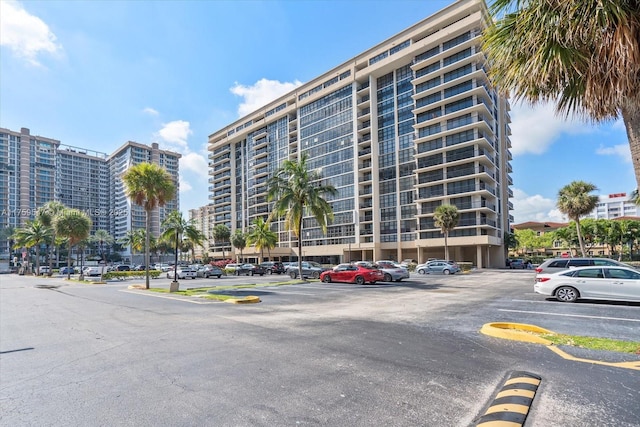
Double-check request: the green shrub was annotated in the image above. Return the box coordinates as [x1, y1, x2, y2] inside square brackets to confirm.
[102, 270, 161, 280]
[458, 262, 473, 271]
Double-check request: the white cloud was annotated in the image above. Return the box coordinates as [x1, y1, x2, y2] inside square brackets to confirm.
[509, 102, 589, 156]
[230, 78, 303, 117]
[157, 120, 192, 152]
[142, 107, 159, 116]
[179, 176, 192, 192]
[511, 188, 566, 224]
[0, 0, 61, 66]
[596, 144, 631, 163]
[180, 152, 208, 174]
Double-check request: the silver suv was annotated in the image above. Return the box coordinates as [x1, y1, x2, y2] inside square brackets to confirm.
[535, 257, 629, 274]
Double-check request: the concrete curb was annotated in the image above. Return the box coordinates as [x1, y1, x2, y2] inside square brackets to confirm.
[475, 371, 541, 426]
[480, 322, 640, 371]
[224, 296, 261, 304]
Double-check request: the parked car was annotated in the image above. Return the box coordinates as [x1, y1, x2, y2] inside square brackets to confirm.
[534, 265, 640, 303]
[320, 263, 384, 285]
[115, 265, 131, 271]
[166, 267, 198, 280]
[38, 266, 51, 275]
[197, 265, 223, 278]
[60, 266, 75, 275]
[154, 263, 170, 272]
[535, 257, 630, 275]
[374, 261, 410, 282]
[508, 259, 526, 269]
[416, 260, 460, 275]
[375, 260, 404, 268]
[83, 266, 101, 277]
[224, 263, 240, 272]
[235, 264, 266, 276]
[288, 261, 328, 279]
[260, 261, 285, 274]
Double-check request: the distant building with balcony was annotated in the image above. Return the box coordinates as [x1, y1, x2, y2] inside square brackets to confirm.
[188, 204, 215, 261]
[584, 193, 640, 220]
[207, 0, 513, 268]
[0, 127, 180, 263]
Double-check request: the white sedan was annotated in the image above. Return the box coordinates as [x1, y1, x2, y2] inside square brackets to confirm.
[534, 266, 640, 303]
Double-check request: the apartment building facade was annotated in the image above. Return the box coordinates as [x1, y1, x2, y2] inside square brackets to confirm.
[0, 127, 180, 261]
[584, 193, 640, 220]
[207, 0, 513, 268]
[188, 205, 215, 260]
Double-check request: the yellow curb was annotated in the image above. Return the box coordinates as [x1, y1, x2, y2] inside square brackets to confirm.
[480, 322, 555, 345]
[224, 295, 261, 304]
[480, 322, 640, 371]
[128, 284, 146, 289]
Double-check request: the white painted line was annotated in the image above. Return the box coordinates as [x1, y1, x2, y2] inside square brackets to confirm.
[119, 289, 217, 304]
[498, 309, 640, 323]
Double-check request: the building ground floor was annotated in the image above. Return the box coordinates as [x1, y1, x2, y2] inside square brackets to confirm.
[209, 235, 507, 269]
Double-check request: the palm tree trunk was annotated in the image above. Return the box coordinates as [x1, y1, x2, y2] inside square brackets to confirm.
[145, 209, 151, 289]
[297, 217, 304, 281]
[78, 246, 85, 281]
[444, 233, 449, 260]
[622, 107, 640, 189]
[35, 246, 41, 276]
[67, 249, 72, 280]
[574, 218, 587, 257]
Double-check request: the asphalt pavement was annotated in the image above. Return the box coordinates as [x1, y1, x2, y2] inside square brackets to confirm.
[1, 270, 638, 426]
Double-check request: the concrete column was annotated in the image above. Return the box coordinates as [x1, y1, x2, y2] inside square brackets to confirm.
[476, 245, 483, 269]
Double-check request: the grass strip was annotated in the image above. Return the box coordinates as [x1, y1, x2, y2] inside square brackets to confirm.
[147, 279, 312, 301]
[539, 333, 640, 354]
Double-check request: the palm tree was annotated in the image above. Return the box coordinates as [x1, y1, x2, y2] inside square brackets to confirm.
[212, 224, 231, 260]
[267, 153, 337, 279]
[246, 217, 277, 263]
[483, 1, 640, 186]
[120, 229, 146, 256]
[37, 201, 66, 274]
[53, 209, 92, 280]
[12, 220, 52, 275]
[122, 162, 176, 289]
[557, 181, 599, 257]
[91, 230, 114, 278]
[161, 210, 204, 289]
[230, 229, 247, 263]
[433, 204, 459, 261]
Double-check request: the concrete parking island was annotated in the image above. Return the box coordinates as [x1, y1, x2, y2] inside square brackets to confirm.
[481, 322, 640, 371]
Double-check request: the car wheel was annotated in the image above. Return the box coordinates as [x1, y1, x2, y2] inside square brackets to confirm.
[312, 271, 320, 279]
[235, 271, 240, 276]
[383, 273, 392, 282]
[418, 269, 426, 275]
[217, 275, 221, 278]
[251, 271, 255, 276]
[443, 269, 450, 275]
[395, 279, 402, 282]
[355, 276, 365, 286]
[289, 271, 297, 279]
[322, 275, 332, 283]
[555, 286, 579, 302]
[267, 270, 272, 275]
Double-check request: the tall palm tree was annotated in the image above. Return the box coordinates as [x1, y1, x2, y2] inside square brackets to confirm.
[161, 210, 204, 289]
[53, 209, 92, 280]
[212, 224, 231, 260]
[120, 229, 146, 256]
[557, 181, 599, 257]
[230, 229, 247, 263]
[246, 217, 277, 263]
[37, 201, 66, 274]
[267, 153, 337, 279]
[12, 220, 52, 275]
[433, 204, 459, 261]
[483, 0, 640, 186]
[91, 229, 114, 276]
[122, 162, 176, 289]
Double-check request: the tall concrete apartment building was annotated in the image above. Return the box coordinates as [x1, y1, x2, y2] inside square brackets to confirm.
[584, 193, 640, 220]
[0, 127, 181, 261]
[207, 0, 513, 268]
[188, 205, 215, 260]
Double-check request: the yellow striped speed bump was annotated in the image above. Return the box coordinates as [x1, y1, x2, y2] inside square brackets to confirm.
[224, 295, 261, 304]
[475, 371, 541, 426]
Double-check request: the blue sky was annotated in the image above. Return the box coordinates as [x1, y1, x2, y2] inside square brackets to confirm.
[0, 0, 634, 224]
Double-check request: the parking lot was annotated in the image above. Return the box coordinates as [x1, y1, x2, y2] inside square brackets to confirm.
[1, 270, 639, 426]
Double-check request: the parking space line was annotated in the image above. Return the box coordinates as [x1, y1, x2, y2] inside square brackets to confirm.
[498, 309, 640, 323]
[119, 289, 217, 304]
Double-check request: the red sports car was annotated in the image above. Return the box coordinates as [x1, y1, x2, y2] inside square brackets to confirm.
[320, 263, 384, 285]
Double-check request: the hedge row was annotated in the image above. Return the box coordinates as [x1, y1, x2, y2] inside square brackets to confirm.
[102, 270, 161, 280]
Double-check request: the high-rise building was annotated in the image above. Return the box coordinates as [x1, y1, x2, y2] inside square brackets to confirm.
[0, 127, 181, 262]
[188, 205, 215, 260]
[107, 141, 181, 259]
[585, 193, 640, 220]
[207, 0, 513, 268]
